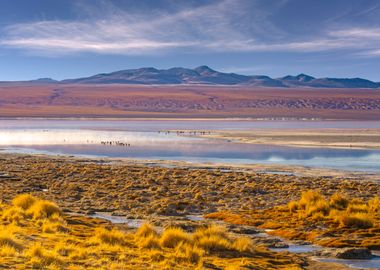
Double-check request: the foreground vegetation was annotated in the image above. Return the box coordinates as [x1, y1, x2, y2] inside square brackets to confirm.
[206, 191, 380, 250]
[1, 154, 379, 269]
[0, 154, 378, 220]
[0, 194, 305, 269]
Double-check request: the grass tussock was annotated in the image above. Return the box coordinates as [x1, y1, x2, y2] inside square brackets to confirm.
[25, 244, 63, 268]
[93, 227, 126, 246]
[0, 233, 22, 251]
[338, 213, 374, 228]
[160, 227, 192, 248]
[27, 200, 61, 220]
[173, 242, 204, 264]
[135, 223, 158, 238]
[12, 194, 37, 210]
[288, 191, 378, 229]
[0, 244, 17, 256]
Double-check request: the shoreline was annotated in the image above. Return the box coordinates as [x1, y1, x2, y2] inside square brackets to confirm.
[182, 128, 380, 150]
[2, 151, 380, 182]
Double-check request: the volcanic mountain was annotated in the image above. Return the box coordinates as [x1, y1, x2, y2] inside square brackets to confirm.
[57, 66, 379, 88]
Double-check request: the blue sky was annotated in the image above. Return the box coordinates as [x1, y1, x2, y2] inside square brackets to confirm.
[0, 0, 380, 81]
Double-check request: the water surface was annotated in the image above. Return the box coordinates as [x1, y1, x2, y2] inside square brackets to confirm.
[1, 120, 380, 172]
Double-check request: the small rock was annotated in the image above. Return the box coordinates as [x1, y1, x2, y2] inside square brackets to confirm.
[292, 240, 312, 245]
[335, 248, 373, 260]
[271, 242, 289, 248]
[228, 225, 259, 235]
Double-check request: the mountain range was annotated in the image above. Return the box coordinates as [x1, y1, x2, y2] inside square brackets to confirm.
[19, 66, 380, 88]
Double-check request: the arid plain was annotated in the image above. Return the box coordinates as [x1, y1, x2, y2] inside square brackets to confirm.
[1, 84, 380, 119]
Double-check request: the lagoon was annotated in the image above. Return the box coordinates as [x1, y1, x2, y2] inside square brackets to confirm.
[1, 119, 380, 172]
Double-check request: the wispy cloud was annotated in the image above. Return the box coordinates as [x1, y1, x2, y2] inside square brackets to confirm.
[1, 0, 380, 57]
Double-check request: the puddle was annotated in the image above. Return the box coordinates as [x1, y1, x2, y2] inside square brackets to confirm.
[186, 215, 205, 221]
[272, 244, 322, 253]
[262, 232, 322, 253]
[257, 171, 296, 176]
[90, 212, 143, 228]
[256, 231, 379, 269]
[316, 257, 380, 269]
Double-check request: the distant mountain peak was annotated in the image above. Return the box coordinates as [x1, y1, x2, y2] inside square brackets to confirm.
[295, 73, 315, 82]
[137, 67, 159, 73]
[282, 73, 315, 82]
[194, 65, 216, 74]
[36, 78, 56, 81]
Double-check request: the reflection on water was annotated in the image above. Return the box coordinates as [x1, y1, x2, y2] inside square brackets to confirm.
[1, 120, 380, 172]
[0, 129, 195, 145]
[90, 212, 143, 228]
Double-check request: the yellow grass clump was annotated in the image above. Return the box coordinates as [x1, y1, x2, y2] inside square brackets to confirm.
[338, 213, 373, 229]
[25, 244, 63, 268]
[93, 227, 126, 246]
[135, 223, 158, 238]
[160, 227, 191, 248]
[0, 233, 22, 251]
[2, 207, 26, 224]
[12, 194, 37, 210]
[329, 193, 349, 210]
[27, 200, 61, 219]
[173, 242, 204, 264]
[368, 197, 380, 213]
[0, 244, 17, 257]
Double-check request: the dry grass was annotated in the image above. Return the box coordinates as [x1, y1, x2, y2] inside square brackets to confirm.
[27, 199, 61, 219]
[12, 194, 37, 210]
[93, 227, 126, 246]
[0, 194, 301, 269]
[0, 233, 22, 251]
[206, 191, 380, 249]
[160, 227, 191, 248]
[288, 191, 377, 229]
[1, 154, 379, 220]
[338, 213, 373, 228]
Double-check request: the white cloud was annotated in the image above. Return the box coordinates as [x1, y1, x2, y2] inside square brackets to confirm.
[1, 0, 380, 57]
[331, 28, 380, 39]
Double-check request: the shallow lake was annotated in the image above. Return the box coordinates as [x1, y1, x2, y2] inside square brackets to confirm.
[1, 119, 380, 172]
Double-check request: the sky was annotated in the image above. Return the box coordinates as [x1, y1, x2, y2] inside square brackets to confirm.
[0, 0, 380, 81]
